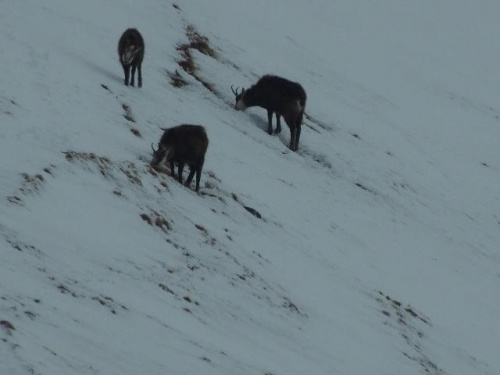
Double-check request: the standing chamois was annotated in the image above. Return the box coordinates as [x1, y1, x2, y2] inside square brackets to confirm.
[150, 125, 209, 192]
[118, 28, 145, 88]
[232, 75, 307, 151]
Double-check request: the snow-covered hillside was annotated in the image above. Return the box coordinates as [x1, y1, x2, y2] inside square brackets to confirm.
[1, 0, 499, 374]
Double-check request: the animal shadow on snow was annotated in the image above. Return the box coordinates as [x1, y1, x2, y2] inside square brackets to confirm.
[63, 48, 123, 84]
[243, 113, 333, 171]
[247, 113, 288, 148]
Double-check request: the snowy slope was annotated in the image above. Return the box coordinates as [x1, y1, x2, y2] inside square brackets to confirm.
[1, 0, 500, 374]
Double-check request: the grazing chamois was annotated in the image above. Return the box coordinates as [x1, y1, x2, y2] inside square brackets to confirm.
[150, 125, 209, 192]
[118, 28, 145, 87]
[232, 75, 307, 151]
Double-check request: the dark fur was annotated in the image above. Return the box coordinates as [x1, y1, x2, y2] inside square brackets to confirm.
[118, 28, 145, 87]
[150, 125, 209, 192]
[234, 75, 307, 151]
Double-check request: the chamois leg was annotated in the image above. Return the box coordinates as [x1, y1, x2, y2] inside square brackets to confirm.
[123, 65, 130, 86]
[137, 64, 142, 88]
[185, 166, 196, 189]
[169, 161, 176, 178]
[285, 114, 297, 151]
[289, 127, 297, 151]
[275, 114, 282, 134]
[130, 66, 137, 87]
[266, 110, 273, 135]
[177, 162, 185, 184]
[294, 125, 302, 151]
[195, 159, 204, 192]
[294, 110, 304, 150]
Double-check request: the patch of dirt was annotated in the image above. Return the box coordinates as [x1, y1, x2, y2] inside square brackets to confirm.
[283, 297, 307, 317]
[376, 291, 443, 374]
[64, 151, 112, 177]
[0, 96, 18, 117]
[119, 162, 142, 186]
[122, 103, 136, 123]
[64, 151, 144, 187]
[130, 128, 141, 137]
[92, 295, 128, 315]
[6, 166, 58, 205]
[0, 320, 15, 332]
[355, 182, 376, 194]
[20, 173, 45, 193]
[56, 282, 79, 298]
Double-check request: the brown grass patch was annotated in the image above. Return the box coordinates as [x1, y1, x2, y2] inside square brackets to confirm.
[186, 25, 217, 58]
[174, 25, 220, 97]
[168, 69, 189, 88]
[177, 43, 197, 75]
[140, 210, 172, 232]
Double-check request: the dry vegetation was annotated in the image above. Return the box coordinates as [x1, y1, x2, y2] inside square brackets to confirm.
[172, 25, 220, 97]
[64, 151, 112, 177]
[140, 210, 172, 233]
[168, 69, 188, 88]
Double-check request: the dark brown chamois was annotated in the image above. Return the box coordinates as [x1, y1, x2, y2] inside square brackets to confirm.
[150, 125, 208, 192]
[118, 28, 145, 87]
[232, 75, 307, 151]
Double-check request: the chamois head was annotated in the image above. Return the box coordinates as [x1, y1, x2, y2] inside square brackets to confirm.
[231, 85, 247, 110]
[150, 142, 170, 167]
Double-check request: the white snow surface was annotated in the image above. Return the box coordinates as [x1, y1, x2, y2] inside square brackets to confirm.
[1, 0, 500, 374]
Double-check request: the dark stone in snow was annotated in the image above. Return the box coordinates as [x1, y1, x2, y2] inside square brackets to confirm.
[244, 206, 262, 219]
